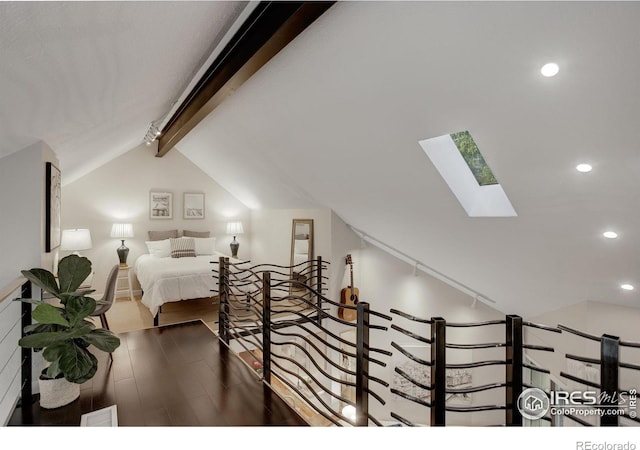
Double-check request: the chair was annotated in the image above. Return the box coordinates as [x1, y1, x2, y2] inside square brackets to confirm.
[92, 264, 119, 331]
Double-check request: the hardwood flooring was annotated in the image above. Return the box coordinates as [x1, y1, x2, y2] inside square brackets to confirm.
[8, 320, 308, 427]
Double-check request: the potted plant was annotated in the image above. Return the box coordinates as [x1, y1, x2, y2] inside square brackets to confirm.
[16, 254, 121, 409]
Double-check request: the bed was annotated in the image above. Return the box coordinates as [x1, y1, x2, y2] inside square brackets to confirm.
[133, 233, 227, 325]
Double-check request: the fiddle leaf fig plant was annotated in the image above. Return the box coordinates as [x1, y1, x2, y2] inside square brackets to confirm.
[16, 254, 120, 384]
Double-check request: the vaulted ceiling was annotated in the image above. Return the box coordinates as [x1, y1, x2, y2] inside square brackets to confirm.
[2, 1, 640, 317]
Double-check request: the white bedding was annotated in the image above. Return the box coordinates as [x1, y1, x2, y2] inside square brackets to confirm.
[134, 253, 227, 318]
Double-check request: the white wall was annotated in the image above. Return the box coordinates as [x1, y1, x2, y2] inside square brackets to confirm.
[0, 141, 58, 284]
[320, 216, 507, 426]
[250, 208, 332, 267]
[0, 141, 57, 425]
[61, 143, 251, 297]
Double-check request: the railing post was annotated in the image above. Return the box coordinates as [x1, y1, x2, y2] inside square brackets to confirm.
[315, 256, 323, 325]
[20, 281, 33, 405]
[218, 257, 229, 345]
[355, 301, 370, 426]
[506, 314, 523, 426]
[600, 334, 619, 426]
[262, 272, 272, 384]
[431, 317, 446, 426]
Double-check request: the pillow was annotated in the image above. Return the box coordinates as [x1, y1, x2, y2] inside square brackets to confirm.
[148, 229, 179, 241]
[183, 230, 210, 238]
[170, 237, 196, 258]
[192, 237, 217, 255]
[145, 239, 171, 258]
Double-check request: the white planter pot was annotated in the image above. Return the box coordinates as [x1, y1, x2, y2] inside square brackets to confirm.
[38, 375, 80, 409]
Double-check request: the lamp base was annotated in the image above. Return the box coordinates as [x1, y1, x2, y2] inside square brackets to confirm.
[230, 237, 239, 258]
[117, 240, 129, 266]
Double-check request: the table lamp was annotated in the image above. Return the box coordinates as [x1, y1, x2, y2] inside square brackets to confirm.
[226, 221, 244, 258]
[60, 229, 92, 256]
[111, 223, 134, 267]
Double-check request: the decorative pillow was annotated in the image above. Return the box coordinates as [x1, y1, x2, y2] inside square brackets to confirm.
[145, 239, 171, 258]
[148, 229, 179, 241]
[192, 237, 217, 255]
[170, 237, 196, 258]
[183, 230, 210, 238]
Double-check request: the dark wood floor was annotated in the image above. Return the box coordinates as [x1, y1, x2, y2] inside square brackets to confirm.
[8, 320, 308, 426]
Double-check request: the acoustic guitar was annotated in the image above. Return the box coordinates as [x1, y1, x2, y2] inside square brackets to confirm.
[339, 254, 359, 322]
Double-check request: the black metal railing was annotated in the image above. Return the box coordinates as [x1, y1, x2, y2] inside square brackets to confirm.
[387, 310, 560, 427]
[558, 324, 640, 427]
[20, 281, 33, 407]
[213, 256, 393, 426]
[210, 258, 637, 427]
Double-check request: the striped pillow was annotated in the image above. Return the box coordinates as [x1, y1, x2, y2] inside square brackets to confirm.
[170, 238, 196, 258]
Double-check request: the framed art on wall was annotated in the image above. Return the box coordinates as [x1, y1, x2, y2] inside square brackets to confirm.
[183, 192, 205, 219]
[149, 191, 173, 219]
[45, 162, 61, 252]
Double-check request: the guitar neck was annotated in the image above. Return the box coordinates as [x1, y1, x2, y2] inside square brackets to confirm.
[349, 263, 354, 288]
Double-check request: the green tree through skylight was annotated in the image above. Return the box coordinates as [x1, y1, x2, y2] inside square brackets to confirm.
[450, 131, 498, 186]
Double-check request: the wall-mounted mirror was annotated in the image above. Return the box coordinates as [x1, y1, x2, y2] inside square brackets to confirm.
[290, 219, 314, 287]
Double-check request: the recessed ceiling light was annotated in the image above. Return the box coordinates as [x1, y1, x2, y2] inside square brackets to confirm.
[576, 163, 592, 173]
[621, 284, 634, 291]
[541, 62, 559, 77]
[603, 231, 618, 239]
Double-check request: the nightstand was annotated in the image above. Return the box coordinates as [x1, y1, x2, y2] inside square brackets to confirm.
[115, 265, 134, 302]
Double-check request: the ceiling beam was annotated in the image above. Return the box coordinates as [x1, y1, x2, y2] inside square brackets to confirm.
[156, 1, 335, 157]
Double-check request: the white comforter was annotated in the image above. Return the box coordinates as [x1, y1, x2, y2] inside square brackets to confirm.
[134, 253, 227, 317]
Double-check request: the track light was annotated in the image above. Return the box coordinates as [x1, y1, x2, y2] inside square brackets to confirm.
[143, 121, 163, 145]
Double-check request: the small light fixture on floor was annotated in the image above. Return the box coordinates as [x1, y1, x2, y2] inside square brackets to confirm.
[111, 223, 134, 267]
[226, 221, 244, 258]
[61, 229, 93, 256]
[342, 405, 356, 422]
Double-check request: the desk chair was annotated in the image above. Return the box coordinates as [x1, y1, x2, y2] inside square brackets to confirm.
[92, 264, 119, 331]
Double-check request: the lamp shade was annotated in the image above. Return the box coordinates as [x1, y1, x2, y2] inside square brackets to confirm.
[60, 229, 92, 251]
[226, 221, 244, 235]
[110, 223, 134, 239]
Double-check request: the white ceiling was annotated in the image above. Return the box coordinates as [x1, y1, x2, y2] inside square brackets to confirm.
[0, 1, 249, 184]
[3, 1, 640, 317]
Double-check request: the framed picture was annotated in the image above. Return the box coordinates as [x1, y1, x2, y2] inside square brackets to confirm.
[45, 162, 61, 252]
[183, 192, 205, 219]
[149, 191, 173, 219]
[391, 344, 431, 403]
[391, 344, 473, 406]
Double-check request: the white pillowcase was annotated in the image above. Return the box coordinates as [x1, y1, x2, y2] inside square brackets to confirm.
[146, 237, 216, 257]
[145, 239, 171, 258]
[192, 237, 216, 255]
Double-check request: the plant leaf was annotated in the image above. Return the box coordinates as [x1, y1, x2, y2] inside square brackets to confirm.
[68, 324, 94, 339]
[57, 342, 97, 384]
[57, 255, 92, 294]
[65, 296, 96, 325]
[20, 268, 59, 296]
[18, 331, 70, 348]
[32, 303, 69, 327]
[45, 359, 62, 379]
[83, 329, 121, 353]
[43, 343, 65, 363]
[23, 322, 60, 335]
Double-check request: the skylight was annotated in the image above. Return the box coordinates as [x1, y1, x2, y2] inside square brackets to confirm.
[450, 131, 498, 186]
[419, 131, 517, 218]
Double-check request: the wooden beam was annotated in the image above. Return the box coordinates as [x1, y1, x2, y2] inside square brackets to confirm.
[156, 1, 335, 157]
